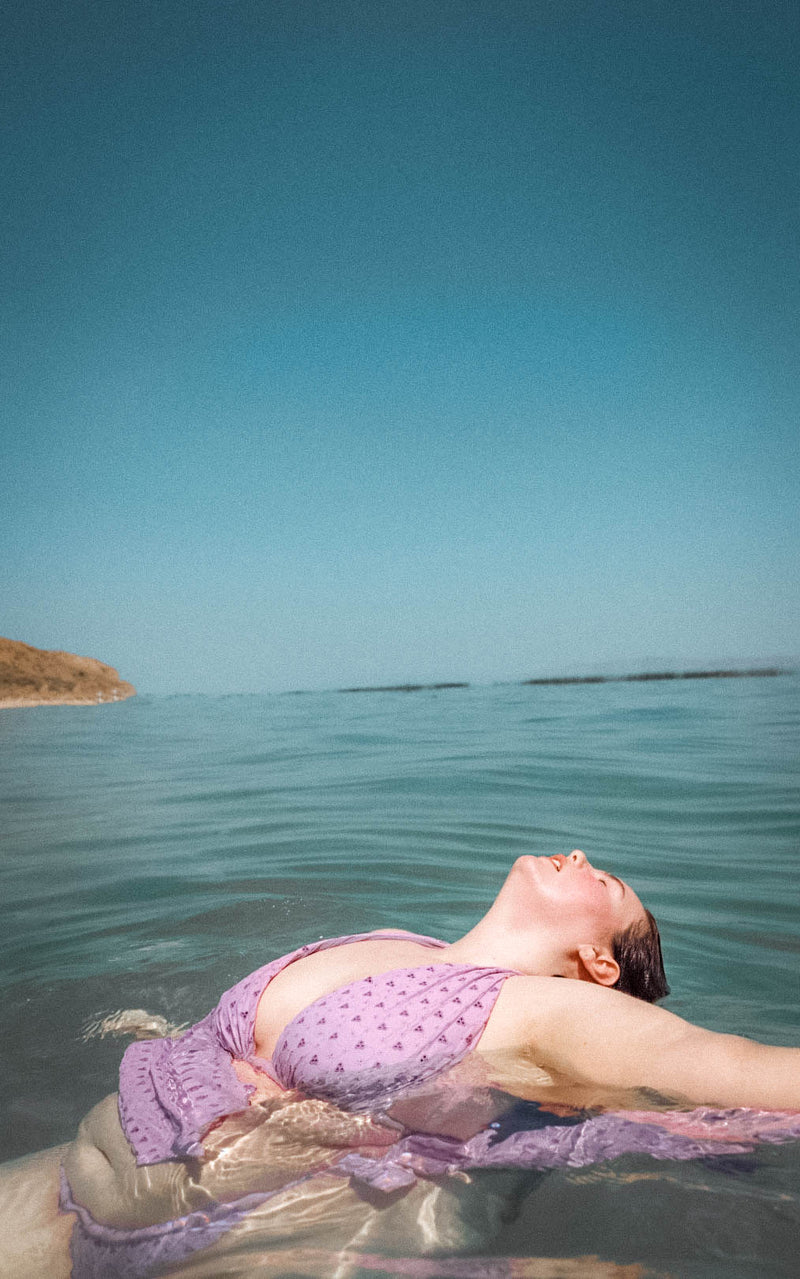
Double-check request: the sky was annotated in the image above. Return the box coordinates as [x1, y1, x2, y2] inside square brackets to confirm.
[2, 0, 798, 694]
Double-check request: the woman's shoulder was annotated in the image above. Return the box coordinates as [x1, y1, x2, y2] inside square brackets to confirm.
[477, 974, 564, 1051]
[480, 973, 655, 1053]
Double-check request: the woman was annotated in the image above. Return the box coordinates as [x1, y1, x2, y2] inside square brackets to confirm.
[8, 851, 800, 1278]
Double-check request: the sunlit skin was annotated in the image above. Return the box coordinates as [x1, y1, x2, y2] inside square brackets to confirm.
[439, 849, 646, 986]
[513, 850, 646, 944]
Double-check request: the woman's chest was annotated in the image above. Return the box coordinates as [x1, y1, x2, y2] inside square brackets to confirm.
[252, 939, 449, 1058]
[261, 963, 515, 1110]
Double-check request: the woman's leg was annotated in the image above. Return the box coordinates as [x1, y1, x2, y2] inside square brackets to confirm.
[0, 1144, 74, 1279]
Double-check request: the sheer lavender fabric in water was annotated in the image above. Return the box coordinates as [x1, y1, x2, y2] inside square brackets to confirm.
[336, 1106, 800, 1193]
[62, 1107, 800, 1278]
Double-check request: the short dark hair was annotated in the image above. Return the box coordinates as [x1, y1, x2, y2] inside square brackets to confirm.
[611, 908, 669, 1002]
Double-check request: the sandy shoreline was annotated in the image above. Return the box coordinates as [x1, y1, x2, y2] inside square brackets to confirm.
[0, 695, 133, 710]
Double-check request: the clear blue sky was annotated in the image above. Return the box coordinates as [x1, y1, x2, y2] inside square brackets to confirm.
[3, 0, 798, 693]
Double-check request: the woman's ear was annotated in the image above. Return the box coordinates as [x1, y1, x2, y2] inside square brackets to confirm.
[576, 944, 620, 987]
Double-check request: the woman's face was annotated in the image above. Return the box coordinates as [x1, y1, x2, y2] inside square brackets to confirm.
[506, 849, 646, 950]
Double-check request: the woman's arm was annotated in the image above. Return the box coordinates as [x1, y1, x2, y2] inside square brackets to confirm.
[502, 976, 800, 1111]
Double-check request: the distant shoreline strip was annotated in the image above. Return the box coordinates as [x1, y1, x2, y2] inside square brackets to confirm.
[337, 668, 787, 694]
[339, 682, 471, 693]
[520, 667, 786, 686]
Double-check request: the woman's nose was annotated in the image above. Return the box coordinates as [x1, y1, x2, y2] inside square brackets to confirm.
[567, 849, 588, 868]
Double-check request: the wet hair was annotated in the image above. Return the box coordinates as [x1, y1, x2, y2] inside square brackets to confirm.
[611, 908, 669, 1002]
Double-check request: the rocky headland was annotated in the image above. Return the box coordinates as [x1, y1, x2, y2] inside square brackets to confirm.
[0, 637, 136, 709]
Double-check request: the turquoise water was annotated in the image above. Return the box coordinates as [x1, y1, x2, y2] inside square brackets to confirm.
[1, 676, 799, 1275]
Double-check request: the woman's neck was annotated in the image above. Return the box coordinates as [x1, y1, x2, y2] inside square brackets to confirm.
[440, 915, 566, 977]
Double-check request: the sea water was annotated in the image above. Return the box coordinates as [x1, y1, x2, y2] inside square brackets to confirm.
[1, 675, 798, 1276]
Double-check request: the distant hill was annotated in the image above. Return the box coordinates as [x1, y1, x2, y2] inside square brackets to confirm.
[0, 637, 136, 708]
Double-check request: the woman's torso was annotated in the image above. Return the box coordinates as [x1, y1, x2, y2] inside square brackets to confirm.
[65, 934, 561, 1231]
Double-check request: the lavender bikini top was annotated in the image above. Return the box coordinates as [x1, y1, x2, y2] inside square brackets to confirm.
[118, 931, 517, 1166]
